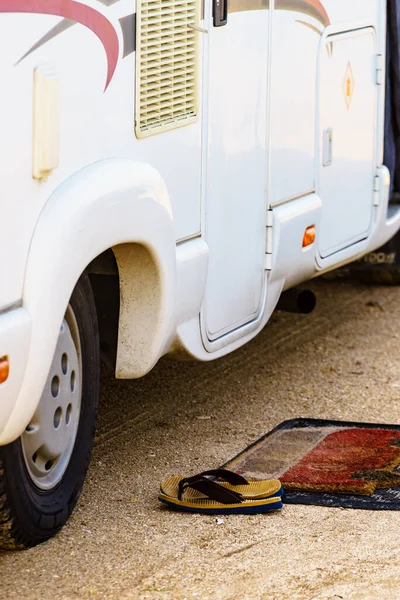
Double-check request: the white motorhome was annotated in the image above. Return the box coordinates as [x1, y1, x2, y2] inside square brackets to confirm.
[0, 0, 399, 548]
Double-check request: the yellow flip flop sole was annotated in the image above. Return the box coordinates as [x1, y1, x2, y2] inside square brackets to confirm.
[159, 492, 283, 513]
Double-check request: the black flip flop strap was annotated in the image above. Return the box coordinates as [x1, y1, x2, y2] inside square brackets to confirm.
[179, 469, 248, 494]
[179, 477, 244, 504]
[178, 469, 249, 503]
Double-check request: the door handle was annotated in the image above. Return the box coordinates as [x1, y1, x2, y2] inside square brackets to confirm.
[322, 128, 333, 167]
[213, 0, 227, 27]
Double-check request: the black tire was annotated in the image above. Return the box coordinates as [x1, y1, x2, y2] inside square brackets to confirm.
[0, 272, 100, 549]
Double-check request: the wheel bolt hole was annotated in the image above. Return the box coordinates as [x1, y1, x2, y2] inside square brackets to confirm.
[61, 353, 68, 375]
[53, 407, 62, 429]
[32, 452, 37, 463]
[70, 370, 76, 393]
[45, 460, 54, 471]
[51, 375, 60, 398]
[66, 403, 72, 425]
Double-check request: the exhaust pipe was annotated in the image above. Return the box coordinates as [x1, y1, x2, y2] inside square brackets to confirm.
[276, 288, 316, 315]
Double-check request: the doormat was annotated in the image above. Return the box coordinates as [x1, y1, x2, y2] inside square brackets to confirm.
[223, 418, 400, 510]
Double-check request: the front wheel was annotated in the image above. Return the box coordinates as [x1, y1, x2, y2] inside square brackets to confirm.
[0, 273, 99, 549]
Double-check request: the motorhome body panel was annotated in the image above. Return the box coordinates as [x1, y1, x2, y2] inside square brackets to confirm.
[0, 0, 203, 308]
[1, 0, 400, 446]
[269, 0, 381, 211]
[269, 8, 320, 205]
[0, 0, 386, 310]
[323, 0, 380, 24]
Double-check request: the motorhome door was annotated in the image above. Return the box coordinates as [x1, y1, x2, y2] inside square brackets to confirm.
[202, 2, 270, 344]
[319, 29, 377, 258]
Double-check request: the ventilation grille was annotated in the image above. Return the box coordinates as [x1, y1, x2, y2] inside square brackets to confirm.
[135, 0, 199, 138]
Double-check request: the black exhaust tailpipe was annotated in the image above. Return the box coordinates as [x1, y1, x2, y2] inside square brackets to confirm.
[276, 288, 316, 315]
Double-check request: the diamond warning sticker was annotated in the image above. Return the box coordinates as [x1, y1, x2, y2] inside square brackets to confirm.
[343, 62, 355, 110]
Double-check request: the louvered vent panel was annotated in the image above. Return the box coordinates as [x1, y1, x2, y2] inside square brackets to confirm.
[136, 0, 200, 138]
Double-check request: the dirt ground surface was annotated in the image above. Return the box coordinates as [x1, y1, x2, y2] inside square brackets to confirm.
[2, 279, 400, 600]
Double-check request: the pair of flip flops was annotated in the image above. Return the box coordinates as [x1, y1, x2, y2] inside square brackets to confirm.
[159, 469, 283, 514]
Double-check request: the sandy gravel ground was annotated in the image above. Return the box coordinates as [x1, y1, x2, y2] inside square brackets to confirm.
[1, 279, 400, 600]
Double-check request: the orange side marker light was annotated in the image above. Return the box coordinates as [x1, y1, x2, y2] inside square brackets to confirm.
[0, 357, 9, 384]
[303, 226, 316, 248]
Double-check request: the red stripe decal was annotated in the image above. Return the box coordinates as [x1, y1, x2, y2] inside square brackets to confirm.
[275, 0, 330, 27]
[0, 0, 119, 90]
[304, 0, 330, 25]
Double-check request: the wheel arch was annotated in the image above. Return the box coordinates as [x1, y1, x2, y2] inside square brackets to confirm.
[2, 158, 176, 444]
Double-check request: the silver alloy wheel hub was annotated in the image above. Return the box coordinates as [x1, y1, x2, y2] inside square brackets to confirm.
[21, 306, 82, 491]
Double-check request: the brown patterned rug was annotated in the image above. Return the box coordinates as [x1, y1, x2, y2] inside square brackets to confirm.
[223, 419, 400, 510]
